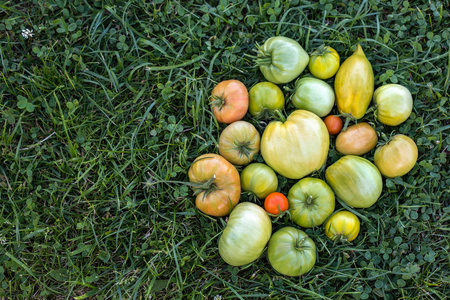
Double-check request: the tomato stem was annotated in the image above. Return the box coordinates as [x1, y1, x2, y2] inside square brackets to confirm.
[306, 195, 314, 206]
[274, 109, 286, 123]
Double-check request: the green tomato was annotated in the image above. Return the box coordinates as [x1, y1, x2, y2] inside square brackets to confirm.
[291, 77, 335, 117]
[373, 84, 413, 126]
[255, 36, 309, 84]
[288, 178, 335, 228]
[267, 227, 316, 276]
[261, 110, 329, 179]
[248, 82, 285, 118]
[219, 202, 272, 266]
[241, 163, 278, 199]
[325, 155, 383, 208]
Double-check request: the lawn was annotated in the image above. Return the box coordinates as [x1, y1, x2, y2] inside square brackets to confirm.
[1, 0, 449, 299]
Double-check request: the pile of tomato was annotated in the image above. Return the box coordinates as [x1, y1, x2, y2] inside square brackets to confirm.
[187, 36, 418, 277]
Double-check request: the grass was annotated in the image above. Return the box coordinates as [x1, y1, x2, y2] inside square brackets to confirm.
[0, 0, 449, 299]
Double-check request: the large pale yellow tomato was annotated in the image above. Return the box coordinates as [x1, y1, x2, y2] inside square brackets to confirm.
[334, 44, 374, 119]
[324, 211, 360, 242]
[260, 110, 329, 179]
[308, 45, 340, 80]
[374, 134, 418, 178]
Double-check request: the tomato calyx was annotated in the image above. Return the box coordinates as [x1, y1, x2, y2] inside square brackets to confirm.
[210, 94, 226, 111]
[310, 44, 334, 57]
[249, 43, 273, 68]
[377, 131, 395, 147]
[191, 175, 218, 199]
[294, 236, 311, 251]
[232, 140, 257, 161]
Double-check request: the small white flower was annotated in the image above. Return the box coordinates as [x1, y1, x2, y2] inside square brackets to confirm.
[22, 28, 34, 39]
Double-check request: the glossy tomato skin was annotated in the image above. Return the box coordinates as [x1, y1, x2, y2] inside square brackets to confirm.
[291, 77, 335, 117]
[261, 110, 329, 179]
[324, 115, 343, 135]
[288, 178, 335, 228]
[219, 202, 272, 266]
[188, 154, 240, 217]
[325, 155, 383, 208]
[335, 123, 378, 155]
[218, 121, 260, 165]
[308, 45, 340, 80]
[373, 84, 413, 126]
[374, 134, 418, 178]
[248, 82, 285, 117]
[324, 211, 360, 242]
[264, 192, 289, 215]
[257, 36, 309, 84]
[211, 80, 248, 124]
[267, 227, 316, 276]
[334, 44, 374, 119]
[241, 163, 278, 199]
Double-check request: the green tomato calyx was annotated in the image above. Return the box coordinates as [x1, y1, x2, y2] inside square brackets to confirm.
[192, 175, 218, 199]
[311, 44, 333, 57]
[233, 140, 256, 161]
[210, 94, 226, 111]
[295, 236, 310, 251]
[251, 43, 273, 67]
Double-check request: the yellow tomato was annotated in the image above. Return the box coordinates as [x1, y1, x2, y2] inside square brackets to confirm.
[308, 45, 340, 80]
[324, 211, 360, 242]
[334, 44, 374, 119]
[374, 134, 418, 178]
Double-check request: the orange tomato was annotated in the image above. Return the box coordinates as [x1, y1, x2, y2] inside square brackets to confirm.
[324, 115, 343, 135]
[210, 80, 249, 124]
[188, 154, 241, 217]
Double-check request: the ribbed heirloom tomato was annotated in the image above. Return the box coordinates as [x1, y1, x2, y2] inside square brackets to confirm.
[188, 154, 240, 217]
[267, 227, 317, 276]
[264, 192, 289, 215]
[218, 121, 260, 165]
[287, 178, 335, 228]
[254, 36, 309, 84]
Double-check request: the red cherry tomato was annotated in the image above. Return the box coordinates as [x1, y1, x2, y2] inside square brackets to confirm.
[324, 115, 343, 135]
[264, 192, 289, 215]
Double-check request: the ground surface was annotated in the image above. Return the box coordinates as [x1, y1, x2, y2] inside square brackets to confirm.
[1, 1, 449, 299]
